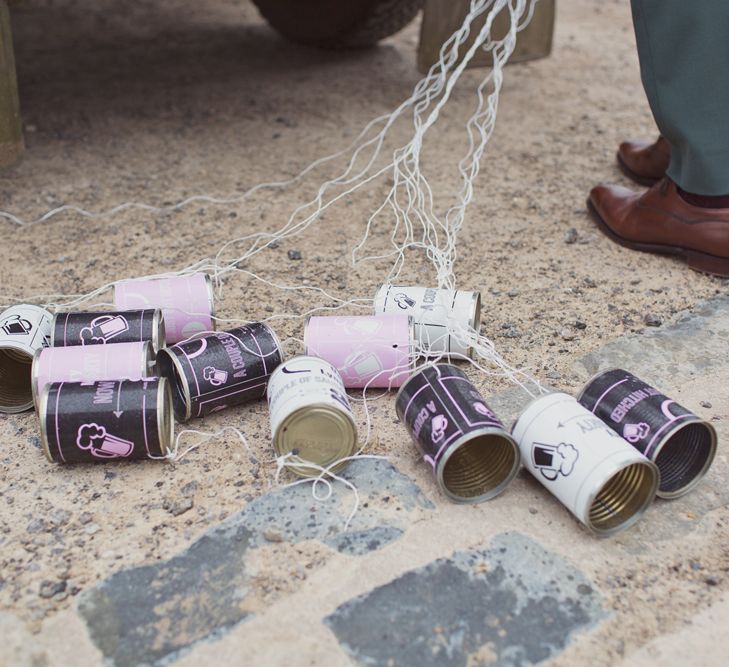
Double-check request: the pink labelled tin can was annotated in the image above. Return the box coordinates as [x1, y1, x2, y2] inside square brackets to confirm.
[32, 341, 156, 407]
[113, 273, 215, 344]
[0, 304, 53, 413]
[304, 314, 415, 389]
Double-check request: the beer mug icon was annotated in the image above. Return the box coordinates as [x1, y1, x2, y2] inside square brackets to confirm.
[343, 350, 383, 383]
[622, 422, 650, 444]
[80, 315, 130, 345]
[394, 292, 416, 310]
[431, 414, 448, 443]
[1, 314, 32, 336]
[532, 442, 579, 481]
[203, 366, 228, 386]
[76, 423, 134, 458]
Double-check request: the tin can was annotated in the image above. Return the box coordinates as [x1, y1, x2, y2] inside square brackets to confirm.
[577, 369, 717, 499]
[32, 341, 156, 406]
[51, 309, 165, 352]
[113, 273, 215, 344]
[512, 392, 659, 536]
[38, 378, 173, 463]
[395, 364, 520, 503]
[373, 284, 481, 358]
[304, 314, 415, 389]
[158, 323, 284, 421]
[267, 355, 358, 477]
[0, 304, 53, 413]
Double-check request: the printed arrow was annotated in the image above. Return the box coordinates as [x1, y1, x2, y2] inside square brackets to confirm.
[114, 380, 124, 418]
[557, 414, 585, 428]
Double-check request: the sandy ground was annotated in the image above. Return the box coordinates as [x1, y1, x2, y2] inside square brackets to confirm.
[0, 0, 727, 665]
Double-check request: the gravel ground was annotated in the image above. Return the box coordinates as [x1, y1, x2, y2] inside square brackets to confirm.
[0, 0, 727, 659]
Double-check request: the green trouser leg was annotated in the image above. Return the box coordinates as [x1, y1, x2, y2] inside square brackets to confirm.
[631, 0, 729, 195]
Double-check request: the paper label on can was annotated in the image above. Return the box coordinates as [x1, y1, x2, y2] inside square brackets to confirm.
[579, 369, 694, 458]
[374, 285, 475, 356]
[305, 315, 411, 388]
[397, 365, 503, 470]
[114, 274, 213, 344]
[36, 342, 150, 395]
[43, 379, 166, 463]
[170, 323, 282, 418]
[53, 310, 157, 348]
[0, 305, 52, 355]
[268, 357, 353, 437]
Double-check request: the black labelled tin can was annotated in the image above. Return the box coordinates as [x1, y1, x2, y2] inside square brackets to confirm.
[158, 323, 284, 422]
[578, 369, 717, 499]
[38, 378, 173, 463]
[51, 309, 165, 353]
[395, 364, 520, 503]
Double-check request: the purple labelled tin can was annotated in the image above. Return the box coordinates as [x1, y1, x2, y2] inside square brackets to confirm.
[0, 304, 53, 413]
[158, 322, 284, 421]
[51, 309, 165, 353]
[304, 314, 415, 389]
[113, 273, 215, 344]
[578, 369, 717, 499]
[38, 378, 173, 463]
[32, 341, 156, 407]
[395, 364, 520, 503]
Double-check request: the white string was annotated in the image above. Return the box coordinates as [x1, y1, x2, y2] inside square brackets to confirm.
[274, 452, 390, 531]
[148, 425, 252, 462]
[3, 2, 546, 505]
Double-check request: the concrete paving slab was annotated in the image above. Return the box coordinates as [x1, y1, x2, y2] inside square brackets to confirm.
[325, 532, 605, 667]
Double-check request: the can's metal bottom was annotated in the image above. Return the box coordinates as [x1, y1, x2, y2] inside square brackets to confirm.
[587, 460, 658, 536]
[436, 428, 520, 504]
[274, 404, 357, 478]
[652, 420, 717, 499]
[0, 347, 34, 413]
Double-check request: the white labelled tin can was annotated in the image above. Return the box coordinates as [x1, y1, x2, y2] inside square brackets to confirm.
[267, 355, 358, 478]
[0, 304, 53, 413]
[512, 392, 659, 537]
[373, 284, 481, 358]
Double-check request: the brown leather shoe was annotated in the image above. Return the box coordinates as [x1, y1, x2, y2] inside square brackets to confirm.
[588, 178, 729, 277]
[617, 136, 670, 186]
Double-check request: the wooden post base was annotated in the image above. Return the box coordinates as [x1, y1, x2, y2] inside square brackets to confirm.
[0, 0, 24, 169]
[418, 0, 556, 73]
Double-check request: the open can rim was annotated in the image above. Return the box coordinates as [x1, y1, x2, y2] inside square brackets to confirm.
[434, 425, 521, 504]
[157, 346, 193, 422]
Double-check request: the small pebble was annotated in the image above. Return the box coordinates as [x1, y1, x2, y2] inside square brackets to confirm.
[528, 507, 538, 515]
[84, 523, 101, 535]
[263, 529, 284, 543]
[288, 249, 302, 260]
[644, 313, 662, 327]
[583, 277, 597, 288]
[507, 290, 519, 298]
[560, 328, 576, 341]
[574, 320, 587, 330]
[564, 228, 578, 244]
[78, 512, 93, 525]
[168, 498, 194, 517]
[705, 576, 720, 586]
[700, 401, 712, 409]
[39, 580, 66, 599]
[267, 241, 280, 249]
